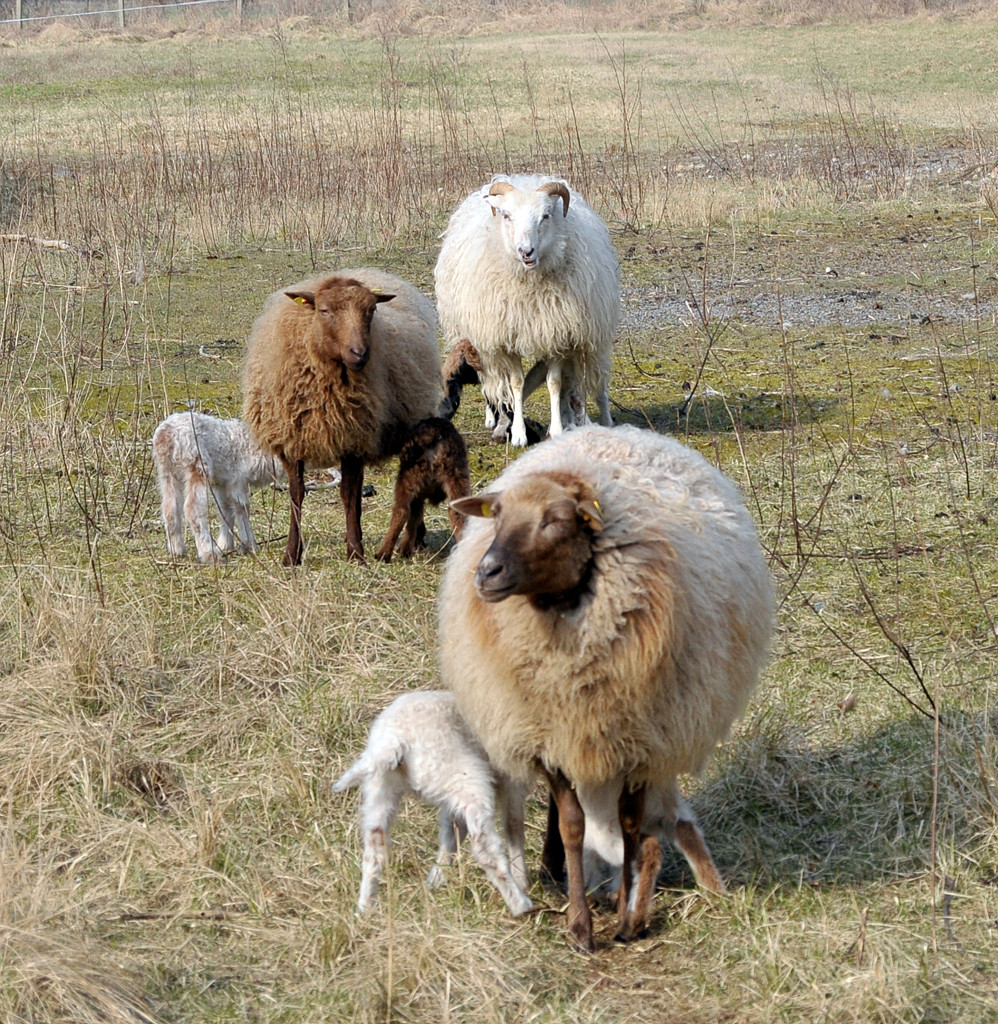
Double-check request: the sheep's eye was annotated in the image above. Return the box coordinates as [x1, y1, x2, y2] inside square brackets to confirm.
[502, 211, 511, 221]
[541, 213, 550, 220]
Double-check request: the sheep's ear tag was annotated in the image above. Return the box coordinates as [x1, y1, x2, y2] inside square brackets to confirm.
[579, 499, 604, 532]
[293, 296, 307, 305]
[449, 495, 496, 519]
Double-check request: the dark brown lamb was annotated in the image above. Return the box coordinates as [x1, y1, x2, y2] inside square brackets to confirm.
[374, 417, 470, 563]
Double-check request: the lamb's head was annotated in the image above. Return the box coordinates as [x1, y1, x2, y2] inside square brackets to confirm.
[452, 470, 603, 608]
[285, 276, 395, 371]
[484, 178, 571, 273]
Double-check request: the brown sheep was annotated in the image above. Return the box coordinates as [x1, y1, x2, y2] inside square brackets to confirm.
[242, 268, 441, 565]
[374, 417, 470, 564]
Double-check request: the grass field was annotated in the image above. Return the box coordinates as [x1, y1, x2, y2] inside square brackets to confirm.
[2, 3, 998, 1022]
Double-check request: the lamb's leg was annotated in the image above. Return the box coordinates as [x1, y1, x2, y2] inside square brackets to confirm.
[213, 485, 237, 555]
[399, 498, 426, 557]
[159, 469, 187, 558]
[498, 780, 529, 892]
[340, 454, 366, 563]
[282, 456, 305, 567]
[427, 807, 464, 887]
[443, 473, 470, 540]
[546, 361, 564, 437]
[230, 485, 258, 554]
[615, 783, 662, 942]
[674, 818, 726, 894]
[185, 466, 221, 564]
[544, 769, 593, 953]
[465, 806, 534, 917]
[374, 479, 410, 564]
[356, 774, 406, 913]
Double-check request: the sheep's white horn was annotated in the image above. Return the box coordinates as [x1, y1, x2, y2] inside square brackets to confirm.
[537, 181, 570, 216]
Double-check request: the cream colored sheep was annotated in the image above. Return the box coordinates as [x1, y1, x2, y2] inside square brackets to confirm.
[242, 268, 441, 565]
[434, 174, 619, 447]
[439, 424, 773, 951]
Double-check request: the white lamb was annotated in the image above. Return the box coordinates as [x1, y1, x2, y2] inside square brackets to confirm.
[434, 173, 620, 447]
[332, 690, 533, 917]
[152, 411, 283, 564]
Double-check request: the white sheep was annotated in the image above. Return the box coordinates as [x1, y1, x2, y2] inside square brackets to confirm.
[434, 174, 620, 447]
[152, 411, 283, 564]
[440, 424, 774, 951]
[242, 268, 441, 565]
[333, 690, 533, 917]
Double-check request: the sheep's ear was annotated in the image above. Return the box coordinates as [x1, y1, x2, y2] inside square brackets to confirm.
[286, 289, 315, 309]
[451, 493, 500, 519]
[577, 497, 604, 533]
[371, 291, 396, 304]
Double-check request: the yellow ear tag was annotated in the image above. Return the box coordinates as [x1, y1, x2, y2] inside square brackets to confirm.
[481, 503, 493, 518]
[593, 500, 601, 513]
[293, 296, 307, 305]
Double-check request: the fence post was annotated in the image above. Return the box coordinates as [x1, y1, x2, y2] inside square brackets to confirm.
[343, 0, 352, 22]
[15, 0, 22, 30]
[235, 0, 243, 25]
[118, 0, 125, 28]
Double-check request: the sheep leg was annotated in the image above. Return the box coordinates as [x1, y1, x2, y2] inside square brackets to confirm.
[282, 457, 305, 567]
[465, 806, 534, 917]
[356, 772, 407, 913]
[373, 482, 410, 564]
[159, 469, 187, 558]
[427, 807, 464, 887]
[230, 486, 258, 554]
[213, 485, 237, 555]
[498, 780, 529, 892]
[615, 784, 662, 942]
[340, 454, 366, 563]
[544, 769, 593, 953]
[540, 792, 565, 887]
[399, 498, 426, 557]
[507, 364, 529, 448]
[185, 465, 221, 564]
[674, 818, 726, 894]
[546, 361, 564, 437]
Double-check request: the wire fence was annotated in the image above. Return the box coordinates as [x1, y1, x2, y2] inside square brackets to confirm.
[0, 0, 361, 28]
[0, 0, 234, 26]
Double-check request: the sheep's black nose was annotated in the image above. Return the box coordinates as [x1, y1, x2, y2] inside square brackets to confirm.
[474, 550, 517, 601]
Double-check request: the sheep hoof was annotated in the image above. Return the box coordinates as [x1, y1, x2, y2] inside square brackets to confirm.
[568, 925, 595, 954]
[614, 917, 649, 944]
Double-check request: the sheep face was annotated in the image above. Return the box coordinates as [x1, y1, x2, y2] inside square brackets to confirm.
[452, 471, 603, 605]
[285, 278, 395, 371]
[484, 180, 571, 272]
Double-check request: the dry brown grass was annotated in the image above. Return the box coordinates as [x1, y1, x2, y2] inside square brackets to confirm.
[1, 9, 998, 1024]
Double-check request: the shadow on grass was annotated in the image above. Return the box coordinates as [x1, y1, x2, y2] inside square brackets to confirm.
[613, 391, 840, 435]
[682, 711, 984, 893]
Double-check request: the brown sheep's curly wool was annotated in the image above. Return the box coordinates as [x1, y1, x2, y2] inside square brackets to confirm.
[242, 267, 441, 563]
